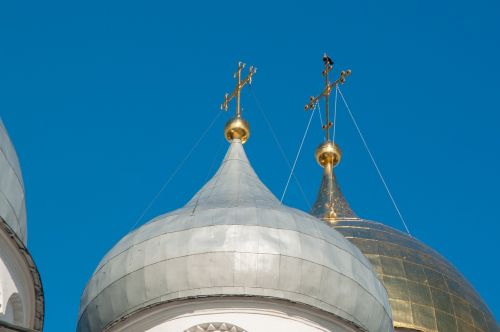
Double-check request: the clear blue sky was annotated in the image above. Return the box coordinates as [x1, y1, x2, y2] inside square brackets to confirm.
[1, 1, 499, 330]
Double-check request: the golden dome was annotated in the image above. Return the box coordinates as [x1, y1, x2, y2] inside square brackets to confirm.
[309, 163, 500, 331]
[305, 53, 498, 331]
[333, 219, 500, 332]
[224, 117, 250, 144]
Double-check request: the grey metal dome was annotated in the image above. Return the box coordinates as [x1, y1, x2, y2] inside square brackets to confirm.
[77, 140, 392, 332]
[0, 119, 27, 244]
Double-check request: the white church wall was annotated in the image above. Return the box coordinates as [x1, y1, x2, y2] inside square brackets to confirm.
[0, 227, 35, 327]
[0, 250, 19, 321]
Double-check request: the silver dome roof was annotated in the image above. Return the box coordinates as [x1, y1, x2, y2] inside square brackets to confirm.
[0, 119, 27, 243]
[77, 140, 392, 332]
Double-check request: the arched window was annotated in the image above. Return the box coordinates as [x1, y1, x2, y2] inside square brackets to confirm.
[4, 293, 24, 325]
[184, 322, 247, 332]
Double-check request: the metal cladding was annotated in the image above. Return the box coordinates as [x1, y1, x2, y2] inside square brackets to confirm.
[333, 219, 500, 332]
[77, 140, 393, 332]
[310, 162, 357, 221]
[309, 161, 499, 332]
[0, 119, 27, 244]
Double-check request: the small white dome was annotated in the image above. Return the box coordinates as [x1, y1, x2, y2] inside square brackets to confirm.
[0, 119, 27, 244]
[77, 140, 392, 332]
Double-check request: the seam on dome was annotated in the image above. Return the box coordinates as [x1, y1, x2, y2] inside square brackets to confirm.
[195, 165, 275, 198]
[0, 189, 24, 233]
[342, 229, 453, 269]
[219, 156, 251, 165]
[147, 202, 284, 224]
[336, 222, 456, 268]
[0, 143, 25, 191]
[93, 221, 375, 277]
[81, 250, 389, 320]
[363, 251, 488, 308]
[337, 224, 474, 284]
[365, 251, 462, 282]
[80, 265, 390, 331]
[338, 223, 496, 316]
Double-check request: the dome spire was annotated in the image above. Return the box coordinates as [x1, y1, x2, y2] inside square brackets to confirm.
[305, 54, 357, 223]
[220, 61, 256, 144]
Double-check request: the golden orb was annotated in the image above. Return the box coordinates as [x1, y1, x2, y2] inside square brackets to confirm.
[224, 117, 250, 144]
[315, 141, 342, 167]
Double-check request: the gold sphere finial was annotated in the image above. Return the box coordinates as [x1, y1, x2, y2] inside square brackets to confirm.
[224, 117, 250, 144]
[315, 140, 342, 167]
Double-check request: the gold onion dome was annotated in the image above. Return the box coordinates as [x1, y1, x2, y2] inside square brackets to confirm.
[311, 140, 500, 331]
[306, 54, 499, 331]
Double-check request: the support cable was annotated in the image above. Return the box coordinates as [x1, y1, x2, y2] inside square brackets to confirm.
[130, 111, 222, 231]
[337, 86, 411, 235]
[204, 139, 226, 182]
[332, 86, 338, 144]
[249, 87, 311, 208]
[280, 104, 316, 203]
[318, 101, 325, 130]
[317, 102, 326, 141]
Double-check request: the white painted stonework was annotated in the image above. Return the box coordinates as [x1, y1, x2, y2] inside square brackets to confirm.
[0, 226, 36, 327]
[107, 297, 363, 332]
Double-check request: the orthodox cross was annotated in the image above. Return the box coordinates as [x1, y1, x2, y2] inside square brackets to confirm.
[221, 62, 257, 117]
[304, 53, 351, 141]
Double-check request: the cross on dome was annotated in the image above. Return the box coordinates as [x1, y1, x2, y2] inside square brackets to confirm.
[220, 62, 256, 144]
[304, 53, 351, 142]
[220, 61, 256, 117]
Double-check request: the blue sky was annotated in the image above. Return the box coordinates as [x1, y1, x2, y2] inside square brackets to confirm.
[1, 1, 499, 330]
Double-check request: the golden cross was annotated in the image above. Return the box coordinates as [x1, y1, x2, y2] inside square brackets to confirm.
[304, 53, 351, 141]
[221, 62, 257, 117]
